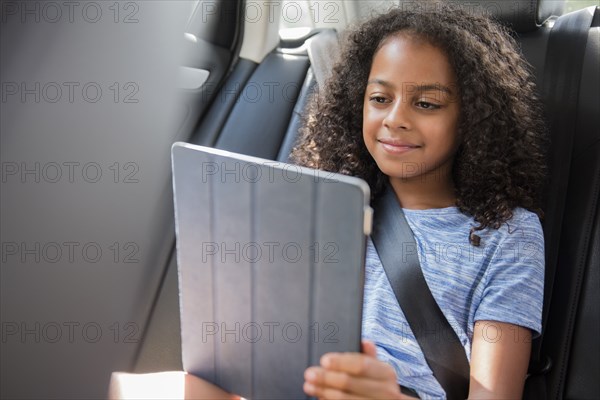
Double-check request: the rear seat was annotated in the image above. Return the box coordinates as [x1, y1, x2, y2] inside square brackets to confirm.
[135, 1, 599, 397]
[190, 41, 312, 160]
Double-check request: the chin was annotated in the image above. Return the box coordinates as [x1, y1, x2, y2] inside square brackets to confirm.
[375, 160, 420, 180]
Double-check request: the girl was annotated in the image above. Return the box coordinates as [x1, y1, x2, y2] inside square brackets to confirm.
[110, 4, 546, 400]
[292, 4, 546, 399]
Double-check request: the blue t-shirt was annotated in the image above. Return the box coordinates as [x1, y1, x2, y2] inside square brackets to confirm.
[361, 206, 545, 399]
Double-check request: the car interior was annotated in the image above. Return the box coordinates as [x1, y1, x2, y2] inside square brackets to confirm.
[1, 0, 598, 398]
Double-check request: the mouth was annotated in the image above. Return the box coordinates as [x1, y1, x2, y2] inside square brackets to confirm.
[377, 138, 421, 154]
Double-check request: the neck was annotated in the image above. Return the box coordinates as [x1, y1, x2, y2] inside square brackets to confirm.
[388, 165, 456, 210]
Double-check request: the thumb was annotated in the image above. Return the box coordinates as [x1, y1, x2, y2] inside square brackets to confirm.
[361, 339, 378, 358]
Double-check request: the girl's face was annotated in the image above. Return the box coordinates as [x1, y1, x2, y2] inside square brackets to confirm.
[362, 34, 461, 185]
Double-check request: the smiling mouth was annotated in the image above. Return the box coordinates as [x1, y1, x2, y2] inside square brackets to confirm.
[377, 139, 421, 154]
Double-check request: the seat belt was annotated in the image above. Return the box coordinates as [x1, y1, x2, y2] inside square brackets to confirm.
[371, 186, 470, 400]
[529, 5, 596, 380]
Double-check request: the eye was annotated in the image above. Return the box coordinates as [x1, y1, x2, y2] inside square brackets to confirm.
[369, 96, 389, 104]
[415, 101, 441, 110]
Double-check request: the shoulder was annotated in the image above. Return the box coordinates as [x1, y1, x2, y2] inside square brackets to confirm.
[482, 207, 544, 254]
[478, 207, 545, 289]
[502, 207, 543, 234]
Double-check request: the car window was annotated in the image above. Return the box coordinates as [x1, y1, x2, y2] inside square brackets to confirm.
[278, 0, 351, 40]
[565, 0, 599, 12]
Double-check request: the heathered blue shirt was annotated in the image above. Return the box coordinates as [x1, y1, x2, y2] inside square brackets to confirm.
[361, 206, 545, 399]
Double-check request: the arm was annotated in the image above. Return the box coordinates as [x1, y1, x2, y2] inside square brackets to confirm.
[468, 321, 532, 399]
[108, 371, 241, 400]
[467, 212, 543, 399]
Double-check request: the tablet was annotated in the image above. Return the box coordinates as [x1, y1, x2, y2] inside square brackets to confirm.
[171, 142, 372, 399]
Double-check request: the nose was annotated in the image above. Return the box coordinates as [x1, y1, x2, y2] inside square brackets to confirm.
[383, 100, 411, 130]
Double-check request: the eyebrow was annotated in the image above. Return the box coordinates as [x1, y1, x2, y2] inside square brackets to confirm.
[367, 79, 453, 94]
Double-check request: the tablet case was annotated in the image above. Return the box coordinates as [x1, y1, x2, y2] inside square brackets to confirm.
[171, 143, 371, 399]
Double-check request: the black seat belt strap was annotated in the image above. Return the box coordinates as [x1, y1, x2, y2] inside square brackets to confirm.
[371, 186, 470, 400]
[530, 5, 596, 375]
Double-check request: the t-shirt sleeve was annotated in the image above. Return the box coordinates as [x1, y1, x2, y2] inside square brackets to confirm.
[474, 210, 545, 337]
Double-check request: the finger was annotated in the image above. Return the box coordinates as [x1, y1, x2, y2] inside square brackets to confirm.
[304, 381, 365, 400]
[361, 340, 378, 358]
[305, 366, 397, 398]
[320, 352, 396, 381]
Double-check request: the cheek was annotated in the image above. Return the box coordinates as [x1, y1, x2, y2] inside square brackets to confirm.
[428, 122, 460, 157]
[445, 112, 461, 151]
[362, 106, 372, 137]
[362, 112, 378, 156]
[362, 105, 380, 135]
[428, 109, 460, 141]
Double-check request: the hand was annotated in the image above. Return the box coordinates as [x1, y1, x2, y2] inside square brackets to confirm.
[303, 340, 405, 399]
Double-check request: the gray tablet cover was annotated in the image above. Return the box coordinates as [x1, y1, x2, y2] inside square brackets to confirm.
[171, 143, 371, 399]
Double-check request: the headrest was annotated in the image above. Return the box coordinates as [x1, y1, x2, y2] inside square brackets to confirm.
[398, 0, 565, 33]
[306, 30, 339, 89]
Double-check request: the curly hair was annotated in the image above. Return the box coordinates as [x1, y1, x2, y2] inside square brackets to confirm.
[290, 3, 547, 245]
